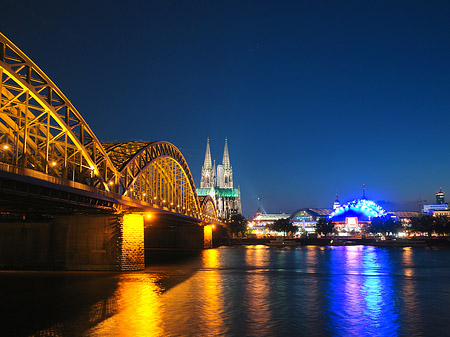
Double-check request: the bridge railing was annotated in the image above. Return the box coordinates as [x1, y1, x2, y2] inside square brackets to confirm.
[0, 161, 221, 223]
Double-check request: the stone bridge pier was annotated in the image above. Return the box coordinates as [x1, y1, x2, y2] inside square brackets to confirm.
[0, 213, 213, 271]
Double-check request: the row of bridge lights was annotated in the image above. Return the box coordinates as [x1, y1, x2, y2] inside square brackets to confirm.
[128, 187, 195, 212]
[128, 191, 217, 220]
[3, 144, 58, 169]
[0, 146, 216, 220]
[4, 145, 216, 220]
[143, 212, 214, 225]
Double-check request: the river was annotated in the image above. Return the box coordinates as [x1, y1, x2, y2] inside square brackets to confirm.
[2, 245, 450, 336]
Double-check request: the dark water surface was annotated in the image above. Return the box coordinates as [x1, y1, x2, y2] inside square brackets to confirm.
[2, 245, 450, 336]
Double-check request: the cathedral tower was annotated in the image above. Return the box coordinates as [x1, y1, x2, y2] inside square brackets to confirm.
[197, 138, 242, 219]
[221, 138, 233, 188]
[200, 138, 215, 188]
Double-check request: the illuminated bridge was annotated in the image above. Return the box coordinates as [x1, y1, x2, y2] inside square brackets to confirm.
[0, 32, 220, 271]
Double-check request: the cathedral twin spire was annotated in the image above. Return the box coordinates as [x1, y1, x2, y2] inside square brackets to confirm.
[222, 138, 230, 168]
[200, 138, 233, 189]
[198, 138, 242, 219]
[204, 137, 212, 169]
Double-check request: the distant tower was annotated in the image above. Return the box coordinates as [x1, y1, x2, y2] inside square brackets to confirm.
[221, 138, 233, 188]
[333, 194, 341, 209]
[362, 184, 367, 199]
[436, 187, 445, 204]
[200, 138, 215, 188]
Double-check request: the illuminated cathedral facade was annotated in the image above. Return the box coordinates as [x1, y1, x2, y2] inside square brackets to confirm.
[197, 138, 242, 220]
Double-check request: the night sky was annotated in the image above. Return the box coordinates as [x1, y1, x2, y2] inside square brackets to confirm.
[2, 0, 450, 217]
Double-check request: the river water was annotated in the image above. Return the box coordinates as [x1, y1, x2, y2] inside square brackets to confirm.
[2, 245, 450, 336]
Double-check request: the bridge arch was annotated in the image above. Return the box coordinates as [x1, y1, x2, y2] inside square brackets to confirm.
[104, 141, 202, 215]
[199, 195, 218, 219]
[0, 33, 119, 191]
[0, 33, 219, 222]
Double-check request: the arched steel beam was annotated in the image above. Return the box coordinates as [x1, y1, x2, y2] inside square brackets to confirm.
[200, 195, 218, 219]
[0, 32, 119, 191]
[104, 141, 201, 212]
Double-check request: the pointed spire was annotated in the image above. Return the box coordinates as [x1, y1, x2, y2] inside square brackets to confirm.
[362, 184, 366, 199]
[222, 137, 230, 167]
[203, 137, 212, 168]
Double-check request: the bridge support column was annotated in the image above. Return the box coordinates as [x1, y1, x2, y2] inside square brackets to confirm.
[61, 213, 145, 271]
[117, 214, 145, 271]
[203, 225, 213, 249]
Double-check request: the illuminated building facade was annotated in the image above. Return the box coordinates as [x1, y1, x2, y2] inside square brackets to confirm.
[421, 188, 448, 214]
[436, 187, 445, 204]
[197, 138, 242, 219]
[290, 208, 332, 233]
[328, 198, 391, 234]
[248, 213, 291, 236]
[333, 194, 341, 210]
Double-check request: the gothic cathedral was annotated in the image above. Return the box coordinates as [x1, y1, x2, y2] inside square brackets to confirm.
[197, 138, 242, 220]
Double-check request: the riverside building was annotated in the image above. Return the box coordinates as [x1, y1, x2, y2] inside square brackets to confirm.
[422, 188, 448, 215]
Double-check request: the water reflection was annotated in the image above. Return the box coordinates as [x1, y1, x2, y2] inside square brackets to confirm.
[88, 274, 163, 336]
[199, 249, 226, 335]
[400, 247, 422, 336]
[326, 246, 400, 337]
[2, 246, 450, 336]
[244, 246, 272, 335]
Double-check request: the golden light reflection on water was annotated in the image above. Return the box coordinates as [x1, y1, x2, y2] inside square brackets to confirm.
[87, 274, 164, 336]
[400, 247, 422, 334]
[244, 246, 272, 333]
[198, 249, 226, 335]
[402, 247, 414, 277]
[306, 245, 318, 274]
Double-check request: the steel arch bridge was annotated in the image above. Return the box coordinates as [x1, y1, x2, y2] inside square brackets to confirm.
[0, 32, 218, 223]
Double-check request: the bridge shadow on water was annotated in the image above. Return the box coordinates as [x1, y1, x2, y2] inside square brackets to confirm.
[0, 250, 203, 337]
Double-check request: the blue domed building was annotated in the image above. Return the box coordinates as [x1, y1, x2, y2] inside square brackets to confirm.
[327, 186, 392, 233]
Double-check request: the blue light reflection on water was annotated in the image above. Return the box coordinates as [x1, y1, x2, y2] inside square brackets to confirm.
[3, 245, 450, 336]
[325, 246, 401, 337]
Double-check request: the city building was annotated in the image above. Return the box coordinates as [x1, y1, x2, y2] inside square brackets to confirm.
[421, 188, 448, 215]
[327, 187, 392, 234]
[197, 138, 242, 220]
[333, 194, 341, 210]
[436, 187, 445, 204]
[249, 185, 426, 236]
[248, 212, 291, 236]
[433, 210, 450, 217]
[290, 208, 332, 233]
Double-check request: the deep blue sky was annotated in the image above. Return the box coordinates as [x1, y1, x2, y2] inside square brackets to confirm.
[3, 0, 450, 217]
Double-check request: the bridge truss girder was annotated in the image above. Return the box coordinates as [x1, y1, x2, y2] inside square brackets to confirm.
[0, 33, 220, 223]
[0, 33, 119, 192]
[104, 141, 213, 219]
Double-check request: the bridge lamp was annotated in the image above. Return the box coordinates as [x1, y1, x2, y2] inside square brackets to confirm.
[89, 165, 98, 175]
[153, 196, 157, 200]
[163, 200, 166, 203]
[109, 181, 114, 186]
[212, 225, 215, 229]
[51, 161, 57, 166]
[146, 213, 152, 219]
[170, 202, 173, 206]
[143, 193, 146, 196]
[3, 144, 8, 150]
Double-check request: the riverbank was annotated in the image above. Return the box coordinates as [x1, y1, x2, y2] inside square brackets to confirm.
[226, 237, 450, 247]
